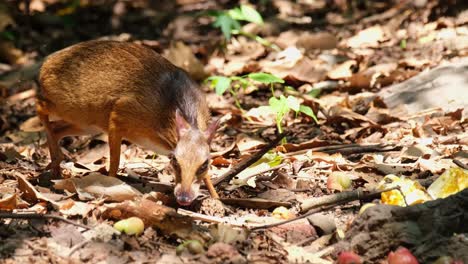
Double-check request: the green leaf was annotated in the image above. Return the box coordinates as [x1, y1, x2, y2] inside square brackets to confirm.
[308, 89, 321, 98]
[299, 105, 318, 123]
[286, 96, 300, 112]
[207, 76, 232, 95]
[248, 72, 284, 84]
[240, 5, 263, 24]
[213, 14, 240, 39]
[400, 39, 407, 49]
[227, 7, 244, 20]
[269, 95, 289, 119]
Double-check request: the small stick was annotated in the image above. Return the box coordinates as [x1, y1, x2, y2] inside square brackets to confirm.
[453, 159, 468, 170]
[68, 239, 89, 257]
[301, 187, 397, 213]
[251, 204, 336, 231]
[213, 132, 287, 186]
[286, 143, 400, 157]
[251, 187, 398, 231]
[0, 212, 91, 230]
[177, 209, 230, 225]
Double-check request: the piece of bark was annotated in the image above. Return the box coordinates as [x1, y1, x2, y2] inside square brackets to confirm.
[334, 188, 468, 263]
[102, 197, 209, 241]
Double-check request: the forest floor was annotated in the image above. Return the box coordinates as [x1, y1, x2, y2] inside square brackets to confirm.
[0, 0, 467, 263]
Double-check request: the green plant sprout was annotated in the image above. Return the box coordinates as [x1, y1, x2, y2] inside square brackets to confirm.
[269, 95, 318, 133]
[208, 5, 280, 51]
[206, 72, 318, 134]
[206, 72, 283, 108]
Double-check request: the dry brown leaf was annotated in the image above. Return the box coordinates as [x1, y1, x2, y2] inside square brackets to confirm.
[296, 32, 338, 51]
[0, 193, 18, 210]
[16, 173, 60, 207]
[276, 57, 327, 84]
[327, 60, 357, 79]
[279, 138, 329, 153]
[211, 156, 231, 167]
[53, 172, 142, 202]
[327, 105, 378, 126]
[58, 199, 95, 217]
[236, 133, 267, 153]
[19, 116, 43, 132]
[345, 25, 386, 48]
[164, 41, 207, 81]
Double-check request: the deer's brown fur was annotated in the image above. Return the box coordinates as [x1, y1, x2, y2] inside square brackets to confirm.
[37, 40, 218, 205]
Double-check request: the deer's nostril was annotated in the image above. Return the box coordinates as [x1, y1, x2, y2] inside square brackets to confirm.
[176, 192, 195, 206]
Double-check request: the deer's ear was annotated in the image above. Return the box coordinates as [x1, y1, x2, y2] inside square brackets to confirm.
[205, 117, 220, 143]
[175, 109, 190, 138]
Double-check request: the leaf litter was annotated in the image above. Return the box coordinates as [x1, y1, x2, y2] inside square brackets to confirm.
[0, 0, 467, 263]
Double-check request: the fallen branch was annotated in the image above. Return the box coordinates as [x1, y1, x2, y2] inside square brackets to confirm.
[213, 132, 287, 186]
[251, 187, 397, 231]
[453, 159, 468, 170]
[300, 187, 397, 213]
[285, 143, 400, 157]
[0, 212, 90, 230]
[250, 204, 337, 231]
[220, 197, 291, 209]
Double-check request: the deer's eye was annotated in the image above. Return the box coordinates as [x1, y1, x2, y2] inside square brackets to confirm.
[196, 160, 209, 175]
[170, 155, 181, 173]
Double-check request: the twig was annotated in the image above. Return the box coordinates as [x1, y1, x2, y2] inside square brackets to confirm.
[68, 239, 89, 257]
[213, 132, 287, 186]
[0, 212, 91, 230]
[301, 187, 398, 213]
[251, 204, 337, 231]
[453, 159, 468, 170]
[251, 187, 398, 231]
[220, 197, 291, 209]
[177, 209, 231, 225]
[286, 143, 400, 157]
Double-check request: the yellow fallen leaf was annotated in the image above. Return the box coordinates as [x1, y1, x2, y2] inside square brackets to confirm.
[377, 175, 431, 206]
[428, 167, 468, 199]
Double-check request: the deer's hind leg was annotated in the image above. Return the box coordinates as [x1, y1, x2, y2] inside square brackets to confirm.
[36, 100, 88, 177]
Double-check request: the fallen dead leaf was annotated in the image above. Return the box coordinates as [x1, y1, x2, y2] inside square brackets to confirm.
[327, 60, 357, 79]
[53, 172, 142, 202]
[345, 25, 386, 48]
[164, 41, 207, 81]
[0, 193, 18, 210]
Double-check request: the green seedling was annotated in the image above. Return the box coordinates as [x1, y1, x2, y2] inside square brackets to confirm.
[206, 72, 283, 109]
[208, 5, 280, 51]
[207, 73, 318, 136]
[269, 95, 318, 134]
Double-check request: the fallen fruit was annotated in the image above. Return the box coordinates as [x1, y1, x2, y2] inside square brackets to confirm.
[387, 247, 419, 264]
[435, 257, 464, 264]
[176, 240, 204, 255]
[113, 216, 145, 235]
[327, 172, 352, 191]
[358, 203, 376, 215]
[186, 240, 204, 254]
[337, 251, 362, 264]
[272, 206, 294, 219]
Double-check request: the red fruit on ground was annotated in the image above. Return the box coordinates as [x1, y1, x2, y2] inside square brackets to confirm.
[388, 247, 419, 264]
[337, 251, 362, 264]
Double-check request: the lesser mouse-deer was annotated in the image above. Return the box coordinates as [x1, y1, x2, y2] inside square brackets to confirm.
[36, 40, 219, 205]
